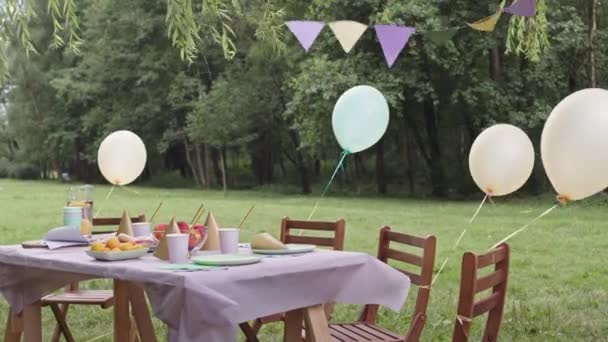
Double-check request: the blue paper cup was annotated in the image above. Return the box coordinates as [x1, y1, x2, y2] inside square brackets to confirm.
[63, 207, 83, 228]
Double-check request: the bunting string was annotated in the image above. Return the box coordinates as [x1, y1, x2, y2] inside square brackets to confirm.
[286, 0, 536, 67]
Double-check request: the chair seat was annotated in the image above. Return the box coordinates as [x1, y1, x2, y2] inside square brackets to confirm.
[42, 290, 114, 309]
[329, 323, 403, 342]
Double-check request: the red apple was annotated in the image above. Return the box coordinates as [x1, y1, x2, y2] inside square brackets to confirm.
[177, 221, 190, 234]
[188, 224, 207, 250]
[153, 223, 168, 240]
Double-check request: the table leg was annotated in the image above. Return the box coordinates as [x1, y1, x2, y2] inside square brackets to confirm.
[4, 308, 22, 342]
[23, 301, 42, 342]
[303, 305, 331, 342]
[128, 283, 157, 342]
[283, 308, 304, 342]
[114, 280, 131, 342]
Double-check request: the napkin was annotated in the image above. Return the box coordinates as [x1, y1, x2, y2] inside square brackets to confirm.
[202, 212, 221, 251]
[251, 233, 287, 250]
[44, 226, 90, 250]
[153, 218, 180, 260]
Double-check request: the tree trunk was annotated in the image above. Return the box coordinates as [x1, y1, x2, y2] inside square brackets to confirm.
[219, 147, 227, 193]
[376, 138, 387, 194]
[182, 134, 200, 186]
[423, 98, 446, 197]
[314, 159, 321, 178]
[285, 130, 312, 194]
[589, 0, 597, 88]
[297, 161, 312, 194]
[204, 144, 210, 188]
[279, 155, 287, 178]
[194, 143, 206, 186]
[405, 131, 415, 194]
[211, 148, 222, 186]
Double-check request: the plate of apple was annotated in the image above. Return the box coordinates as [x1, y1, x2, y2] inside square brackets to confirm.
[154, 221, 207, 251]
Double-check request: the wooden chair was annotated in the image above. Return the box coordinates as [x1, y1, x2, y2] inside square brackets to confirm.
[452, 243, 510, 342]
[41, 214, 146, 342]
[328, 226, 436, 342]
[249, 217, 346, 337]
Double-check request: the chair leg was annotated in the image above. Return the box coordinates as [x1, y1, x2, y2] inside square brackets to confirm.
[49, 303, 75, 342]
[239, 322, 259, 342]
[50, 303, 70, 342]
[128, 283, 157, 342]
[323, 302, 335, 321]
[251, 318, 263, 334]
[4, 309, 22, 342]
[128, 317, 140, 342]
[404, 313, 426, 342]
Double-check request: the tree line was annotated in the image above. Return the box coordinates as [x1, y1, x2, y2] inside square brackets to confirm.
[0, 0, 605, 197]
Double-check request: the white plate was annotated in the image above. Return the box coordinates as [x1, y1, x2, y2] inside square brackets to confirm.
[86, 248, 148, 261]
[191, 254, 263, 266]
[252, 244, 316, 255]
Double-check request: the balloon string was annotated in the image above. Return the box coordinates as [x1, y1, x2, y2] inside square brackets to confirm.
[490, 204, 558, 249]
[469, 194, 488, 224]
[432, 194, 487, 285]
[306, 150, 350, 221]
[93, 185, 116, 218]
[119, 186, 141, 196]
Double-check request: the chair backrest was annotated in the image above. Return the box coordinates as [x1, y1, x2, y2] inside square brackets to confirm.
[378, 226, 436, 318]
[452, 243, 510, 342]
[92, 214, 146, 226]
[280, 217, 345, 250]
[92, 214, 146, 234]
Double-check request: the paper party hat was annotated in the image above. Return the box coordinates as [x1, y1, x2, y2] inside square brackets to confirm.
[153, 217, 181, 260]
[116, 210, 134, 236]
[202, 212, 221, 251]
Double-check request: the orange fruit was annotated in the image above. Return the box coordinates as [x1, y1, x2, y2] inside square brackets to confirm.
[106, 237, 120, 249]
[91, 242, 105, 252]
[119, 243, 133, 251]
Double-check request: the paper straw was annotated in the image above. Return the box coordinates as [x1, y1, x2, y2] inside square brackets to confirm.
[188, 207, 206, 235]
[149, 201, 163, 223]
[190, 203, 205, 225]
[238, 204, 256, 229]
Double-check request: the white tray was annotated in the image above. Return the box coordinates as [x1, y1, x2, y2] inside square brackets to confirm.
[86, 249, 148, 261]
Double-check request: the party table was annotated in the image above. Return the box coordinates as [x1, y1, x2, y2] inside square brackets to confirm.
[0, 246, 410, 341]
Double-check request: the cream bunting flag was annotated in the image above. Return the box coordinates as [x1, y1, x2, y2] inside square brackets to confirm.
[328, 20, 368, 53]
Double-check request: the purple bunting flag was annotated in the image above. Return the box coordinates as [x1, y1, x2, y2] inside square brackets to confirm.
[374, 25, 416, 68]
[504, 0, 536, 17]
[286, 21, 326, 52]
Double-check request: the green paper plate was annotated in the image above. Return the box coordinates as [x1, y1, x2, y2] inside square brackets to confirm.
[252, 244, 316, 255]
[191, 254, 263, 266]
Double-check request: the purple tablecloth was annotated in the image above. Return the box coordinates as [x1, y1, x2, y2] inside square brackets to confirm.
[0, 246, 410, 341]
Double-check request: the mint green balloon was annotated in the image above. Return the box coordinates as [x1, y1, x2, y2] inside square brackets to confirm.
[332, 85, 390, 153]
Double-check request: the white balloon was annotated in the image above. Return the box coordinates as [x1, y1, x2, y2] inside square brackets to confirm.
[469, 124, 535, 196]
[97, 130, 147, 186]
[541, 88, 608, 202]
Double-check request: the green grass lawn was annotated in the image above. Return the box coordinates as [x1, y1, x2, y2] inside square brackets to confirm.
[1, 179, 607, 341]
